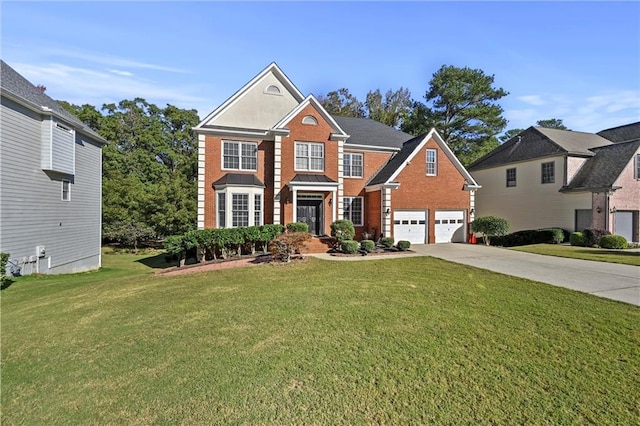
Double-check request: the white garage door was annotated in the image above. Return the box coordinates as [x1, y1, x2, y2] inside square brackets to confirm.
[614, 211, 633, 242]
[435, 211, 466, 243]
[393, 211, 427, 244]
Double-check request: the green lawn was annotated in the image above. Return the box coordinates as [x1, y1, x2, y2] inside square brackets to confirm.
[510, 243, 640, 266]
[2, 252, 638, 424]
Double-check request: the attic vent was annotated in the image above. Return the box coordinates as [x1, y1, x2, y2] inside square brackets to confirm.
[265, 84, 281, 95]
[302, 115, 318, 125]
[56, 122, 72, 133]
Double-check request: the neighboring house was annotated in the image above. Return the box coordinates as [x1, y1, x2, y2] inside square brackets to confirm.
[194, 63, 480, 245]
[0, 60, 107, 275]
[468, 123, 640, 242]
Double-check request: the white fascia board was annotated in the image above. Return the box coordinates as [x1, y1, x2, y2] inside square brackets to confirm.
[431, 129, 481, 187]
[385, 131, 434, 183]
[365, 182, 400, 192]
[272, 95, 349, 139]
[195, 62, 305, 129]
[287, 182, 340, 192]
[343, 143, 400, 153]
[193, 126, 271, 139]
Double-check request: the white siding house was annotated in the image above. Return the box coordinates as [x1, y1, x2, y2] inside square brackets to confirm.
[0, 61, 107, 275]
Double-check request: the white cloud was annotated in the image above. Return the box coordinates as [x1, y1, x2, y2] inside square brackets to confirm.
[505, 90, 640, 133]
[108, 69, 134, 77]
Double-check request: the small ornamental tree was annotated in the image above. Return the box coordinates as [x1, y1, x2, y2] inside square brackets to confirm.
[164, 235, 186, 267]
[471, 216, 509, 246]
[331, 220, 355, 245]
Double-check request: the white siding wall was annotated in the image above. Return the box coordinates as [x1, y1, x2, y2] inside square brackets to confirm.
[0, 97, 102, 274]
[471, 156, 591, 232]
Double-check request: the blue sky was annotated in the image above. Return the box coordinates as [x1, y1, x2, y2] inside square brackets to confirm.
[2, 1, 639, 134]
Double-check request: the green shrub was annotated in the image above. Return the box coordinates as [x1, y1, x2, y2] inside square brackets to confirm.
[1, 252, 9, 284]
[570, 232, 587, 247]
[471, 216, 509, 245]
[491, 228, 567, 247]
[396, 240, 411, 251]
[360, 240, 375, 253]
[599, 234, 628, 249]
[583, 228, 611, 247]
[286, 222, 309, 233]
[341, 240, 360, 254]
[331, 220, 355, 244]
[380, 237, 395, 249]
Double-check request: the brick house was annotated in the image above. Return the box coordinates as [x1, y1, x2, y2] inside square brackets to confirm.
[194, 63, 480, 245]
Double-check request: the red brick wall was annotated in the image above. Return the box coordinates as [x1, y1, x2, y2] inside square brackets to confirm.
[365, 190, 382, 240]
[392, 138, 470, 243]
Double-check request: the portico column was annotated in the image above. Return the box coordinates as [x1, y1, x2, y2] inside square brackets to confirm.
[273, 135, 282, 224]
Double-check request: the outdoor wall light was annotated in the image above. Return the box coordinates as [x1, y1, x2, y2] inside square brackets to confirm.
[610, 207, 617, 213]
[328, 198, 332, 206]
[596, 206, 602, 214]
[384, 208, 391, 216]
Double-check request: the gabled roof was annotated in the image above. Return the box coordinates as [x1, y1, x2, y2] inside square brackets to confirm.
[290, 174, 337, 183]
[0, 60, 106, 144]
[195, 62, 305, 131]
[367, 128, 480, 188]
[597, 122, 640, 143]
[272, 95, 348, 140]
[333, 116, 413, 150]
[468, 126, 611, 171]
[562, 139, 640, 192]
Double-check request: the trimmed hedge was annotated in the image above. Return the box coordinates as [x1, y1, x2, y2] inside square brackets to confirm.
[570, 232, 587, 247]
[331, 220, 355, 244]
[286, 222, 309, 233]
[396, 240, 411, 251]
[341, 240, 360, 254]
[599, 234, 627, 249]
[491, 228, 567, 247]
[583, 228, 611, 247]
[164, 224, 285, 266]
[1, 252, 9, 284]
[379, 237, 394, 249]
[360, 240, 376, 253]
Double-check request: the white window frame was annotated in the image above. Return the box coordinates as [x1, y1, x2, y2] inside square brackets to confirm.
[426, 149, 437, 176]
[216, 187, 264, 228]
[295, 142, 324, 172]
[541, 161, 555, 184]
[254, 194, 262, 226]
[635, 154, 640, 179]
[343, 196, 364, 226]
[506, 167, 516, 187]
[222, 140, 258, 171]
[343, 153, 364, 178]
[61, 180, 71, 201]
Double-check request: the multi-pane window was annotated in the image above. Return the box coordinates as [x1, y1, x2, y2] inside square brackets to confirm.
[61, 180, 70, 201]
[232, 194, 249, 227]
[254, 194, 262, 226]
[295, 142, 324, 171]
[223, 141, 257, 171]
[426, 149, 437, 175]
[343, 197, 363, 226]
[506, 168, 517, 187]
[217, 193, 226, 228]
[343, 153, 363, 178]
[541, 161, 555, 184]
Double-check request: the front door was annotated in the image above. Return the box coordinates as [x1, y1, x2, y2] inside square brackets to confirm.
[297, 200, 323, 235]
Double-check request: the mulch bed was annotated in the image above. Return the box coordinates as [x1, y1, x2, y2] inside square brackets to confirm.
[157, 254, 275, 277]
[329, 250, 415, 257]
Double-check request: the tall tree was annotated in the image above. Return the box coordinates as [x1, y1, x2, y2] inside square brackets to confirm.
[61, 98, 200, 245]
[402, 65, 509, 165]
[317, 88, 365, 117]
[536, 118, 569, 130]
[499, 128, 525, 143]
[365, 87, 412, 128]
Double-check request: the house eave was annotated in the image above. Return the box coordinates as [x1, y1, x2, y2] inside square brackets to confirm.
[560, 185, 622, 194]
[193, 125, 274, 139]
[365, 182, 400, 192]
[344, 143, 400, 153]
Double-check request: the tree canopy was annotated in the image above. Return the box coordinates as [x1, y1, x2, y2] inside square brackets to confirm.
[401, 65, 509, 165]
[60, 98, 200, 247]
[317, 88, 365, 118]
[365, 87, 412, 128]
[536, 118, 569, 130]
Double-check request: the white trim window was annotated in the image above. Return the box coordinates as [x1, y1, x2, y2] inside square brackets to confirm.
[223, 141, 257, 171]
[635, 154, 640, 179]
[541, 161, 555, 184]
[506, 167, 516, 187]
[61, 180, 71, 201]
[295, 142, 324, 171]
[217, 192, 226, 228]
[343, 153, 363, 178]
[216, 187, 264, 228]
[426, 149, 437, 176]
[343, 196, 363, 226]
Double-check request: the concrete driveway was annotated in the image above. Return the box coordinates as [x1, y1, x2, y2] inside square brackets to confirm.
[412, 244, 640, 306]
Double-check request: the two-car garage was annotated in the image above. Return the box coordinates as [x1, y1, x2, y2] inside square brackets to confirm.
[393, 210, 466, 244]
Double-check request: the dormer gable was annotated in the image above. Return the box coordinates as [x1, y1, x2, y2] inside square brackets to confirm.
[195, 63, 305, 131]
[272, 95, 349, 141]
